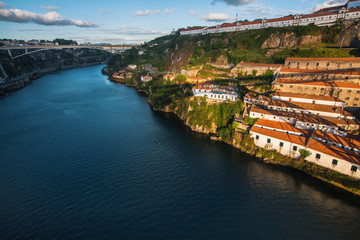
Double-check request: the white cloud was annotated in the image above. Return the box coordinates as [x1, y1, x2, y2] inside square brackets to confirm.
[0, 6, 97, 27]
[189, 10, 197, 15]
[40, 5, 58, 11]
[314, 0, 347, 11]
[201, 13, 231, 22]
[212, 0, 257, 6]
[134, 10, 153, 16]
[164, 8, 175, 14]
[0, 1, 5, 9]
[155, 10, 161, 15]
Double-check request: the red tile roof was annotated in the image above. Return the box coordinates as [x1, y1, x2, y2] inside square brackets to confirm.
[307, 138, 360, 165]
[255, 119, 312, 136]
[273, 92, 344, 102]
[250, 106, 357, 127]
[267, 16, 294, 23]
[313, 130, 360, 149]
[240, 20, 262, 26]
[251, 126, 308, 146]
[180, 27, 205, 32]
[280, 68, 360, 75]
[300, 10, 341, 19]
[275, 80, 360, 89]
[286, 57, 360, 62]
[268, 100, 344, 115]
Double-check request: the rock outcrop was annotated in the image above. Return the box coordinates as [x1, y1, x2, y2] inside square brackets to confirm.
[337, 22, 360, 48]
[262, 32, 322, 49]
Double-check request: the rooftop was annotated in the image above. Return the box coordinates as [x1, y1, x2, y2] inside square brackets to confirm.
[286, 57, 360, 62]
[255, 119, 311, 136]
[268, 100, 345, 115]
[250, 106, 357, 127]
[307, 138, 360, 165]
[272, 92, 344, 102]
[313, 130, 360, 149]
[251, 126, 308, 147]
[280, 68, 360, 75]
[275, 80, 360, 89]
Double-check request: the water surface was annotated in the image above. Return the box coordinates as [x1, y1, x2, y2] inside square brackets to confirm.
[0, 65, 360, 239]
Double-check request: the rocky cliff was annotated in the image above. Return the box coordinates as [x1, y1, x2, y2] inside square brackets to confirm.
[108, 22, 360, 75]
[0, 48, 112, 95]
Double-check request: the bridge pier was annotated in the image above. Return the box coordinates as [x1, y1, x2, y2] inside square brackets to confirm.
[7, 49, 12, 58]
[25, 49, 28, 54]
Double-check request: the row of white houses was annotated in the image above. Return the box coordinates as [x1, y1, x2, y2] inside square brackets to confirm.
[250, 126, 360, 179]
[181, 4, 360, 36]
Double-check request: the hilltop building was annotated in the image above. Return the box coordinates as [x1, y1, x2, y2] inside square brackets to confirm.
[180, 0, 360, 36]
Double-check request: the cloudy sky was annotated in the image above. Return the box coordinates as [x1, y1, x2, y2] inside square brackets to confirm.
[0, 0, 349, 44]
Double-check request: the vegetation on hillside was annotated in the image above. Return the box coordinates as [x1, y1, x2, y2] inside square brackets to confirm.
[107, 23, 359, 74]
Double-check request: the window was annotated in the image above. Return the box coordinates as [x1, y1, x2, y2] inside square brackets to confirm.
[267, 138, 271, 143]
[316, 154, 321, 159]
[351, 166, 358, 172]
[293, 146, 298, 151]
[348, 90, 352, 93]
[279, 142, 284, 147]
[355, 98, 359, 101]
[256, 135, 259, 140]
[345, 97, 350, 100]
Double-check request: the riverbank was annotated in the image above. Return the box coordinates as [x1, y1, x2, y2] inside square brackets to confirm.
[108, 75, 360, 198]
[0, 62, 107, 96]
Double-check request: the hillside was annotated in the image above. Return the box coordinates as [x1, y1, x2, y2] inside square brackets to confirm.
[107, 21, 360, 74]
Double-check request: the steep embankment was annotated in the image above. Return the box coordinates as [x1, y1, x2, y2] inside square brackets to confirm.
[0, 48, 112, 95]
[107, 21, 360, 74]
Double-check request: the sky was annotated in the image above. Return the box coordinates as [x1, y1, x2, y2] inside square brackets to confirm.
[0, 0, 350, 44]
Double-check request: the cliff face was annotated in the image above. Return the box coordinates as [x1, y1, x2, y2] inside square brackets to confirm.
[337, 22, 360, 48]
[261, 32, 322, 49]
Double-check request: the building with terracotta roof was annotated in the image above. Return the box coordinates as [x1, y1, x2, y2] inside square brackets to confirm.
[249, 106, 355, 136]
[273, 81, 360, 108]
[180, 1, 360, 36]
[312, 130, 360, 153]
[272, 92, 345, 108]
[285, 57, 360, 70]
[266, 99, 354, 119]
[250, 125, 360, 178]
[276, 67, 360, 83]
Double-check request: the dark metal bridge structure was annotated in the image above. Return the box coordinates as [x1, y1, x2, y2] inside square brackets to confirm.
[0, 44, 135, 59]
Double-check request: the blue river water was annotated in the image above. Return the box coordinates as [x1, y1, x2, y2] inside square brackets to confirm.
[0, 65, 360, 240]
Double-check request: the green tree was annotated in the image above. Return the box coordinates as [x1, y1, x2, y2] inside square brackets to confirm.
[299, 149, 312, 160]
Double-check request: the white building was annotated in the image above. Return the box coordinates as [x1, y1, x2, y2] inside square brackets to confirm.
[180, 2, 360, 36]
[250, 126, 360, 178]
[193, 85, 239, 102]
[272, 92, 345, 108]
